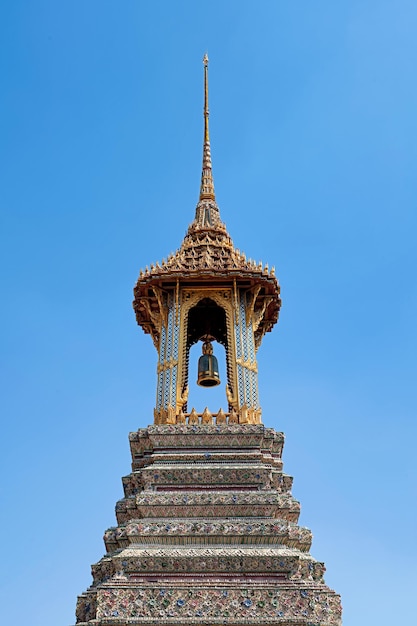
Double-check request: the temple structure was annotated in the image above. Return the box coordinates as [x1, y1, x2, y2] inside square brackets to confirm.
[74, 56, 342, 626]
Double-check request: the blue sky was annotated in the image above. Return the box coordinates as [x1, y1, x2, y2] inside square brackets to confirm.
[1, 2, 416, 625]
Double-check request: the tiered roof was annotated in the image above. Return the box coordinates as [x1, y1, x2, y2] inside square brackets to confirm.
[133, 55, 281, 349]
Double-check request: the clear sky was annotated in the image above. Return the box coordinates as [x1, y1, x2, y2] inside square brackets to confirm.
[1, 2, 416, 625]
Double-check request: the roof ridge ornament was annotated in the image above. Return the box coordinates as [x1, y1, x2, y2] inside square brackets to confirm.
[199, 53, 216, 201]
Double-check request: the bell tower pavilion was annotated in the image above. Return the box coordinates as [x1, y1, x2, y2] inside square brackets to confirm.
[133, 54, 280, 427]
[73, 56, 342, 626]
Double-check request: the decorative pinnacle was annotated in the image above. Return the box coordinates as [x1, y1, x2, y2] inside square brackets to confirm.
[199, 53, 216, 201]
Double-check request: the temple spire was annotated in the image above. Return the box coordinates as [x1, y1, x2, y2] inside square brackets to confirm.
[199, 54, 216, 201]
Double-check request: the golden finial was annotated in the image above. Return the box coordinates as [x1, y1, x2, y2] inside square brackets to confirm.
[200, 53, 215, 201]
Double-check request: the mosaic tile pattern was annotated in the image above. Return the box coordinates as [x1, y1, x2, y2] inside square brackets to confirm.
[123, 465, 293, 494]
[103, 518, 312, 552]
[115, 491, 301, 524]
[91, 547, 326, 585]
[76, 585, 341, 624]
[74, 425, 341, 624]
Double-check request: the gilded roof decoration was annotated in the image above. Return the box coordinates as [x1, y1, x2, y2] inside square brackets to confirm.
[133, 202, 281, 347]
[133, 54, 281, 350]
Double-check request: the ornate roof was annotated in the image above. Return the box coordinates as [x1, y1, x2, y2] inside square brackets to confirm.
[133, 56, 281, 348]
[136, 197, 279, 281]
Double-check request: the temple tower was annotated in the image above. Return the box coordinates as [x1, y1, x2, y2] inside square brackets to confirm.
[74, 56, 342, 626]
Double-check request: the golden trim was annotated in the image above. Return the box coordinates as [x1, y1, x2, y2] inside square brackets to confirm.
[139, 297, 161, 350]
[252, 295, 274, 335]
[236, 356, 258, 374]
[175, 279, 180, 325]
[153, 286, 168, 328]
[157, 357, 178, 374]
[226, 383, 238, 410]
[233, 279, 239, 325]
[175, 384, 189, 414]
[245, 284, 262, 326]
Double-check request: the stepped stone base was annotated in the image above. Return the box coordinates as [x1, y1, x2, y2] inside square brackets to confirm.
[74, 425, 342, 625]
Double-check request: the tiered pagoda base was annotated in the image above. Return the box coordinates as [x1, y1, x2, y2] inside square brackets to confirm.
[75, 423, 342, 625]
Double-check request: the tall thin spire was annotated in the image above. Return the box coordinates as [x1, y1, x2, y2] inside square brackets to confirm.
[199, 53, 216, 201]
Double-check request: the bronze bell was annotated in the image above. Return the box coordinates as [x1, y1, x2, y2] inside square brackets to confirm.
[197, 339, 220, 387]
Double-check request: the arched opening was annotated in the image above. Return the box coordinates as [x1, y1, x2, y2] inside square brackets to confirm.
[187, 297, 228, 347]
[183, 298, 231, 412]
